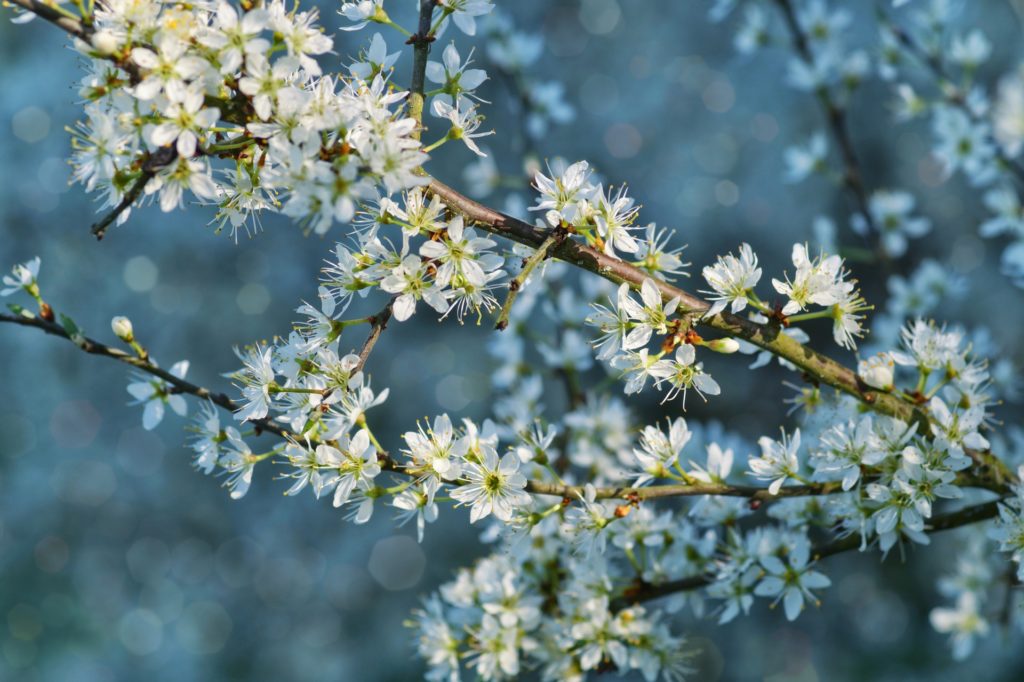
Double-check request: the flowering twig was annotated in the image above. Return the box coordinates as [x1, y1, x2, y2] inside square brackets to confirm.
[425, 180, 943, 437]
[0, 310, 294, 438]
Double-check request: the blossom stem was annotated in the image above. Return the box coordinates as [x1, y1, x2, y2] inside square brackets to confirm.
[786, 310, 833, 323]
[381, 18, 411, 37]
[206, 136, 254, 153]
[357, 415, 386, 453]
[672, 460, 696, 485]
[925, 376, 952, 400]
[269, 385, 325, 395]
[428, 8, 453, 37]
[915, 368, 931, 395]
[422, 134, 451, 153]
[745, 291, 773, 314]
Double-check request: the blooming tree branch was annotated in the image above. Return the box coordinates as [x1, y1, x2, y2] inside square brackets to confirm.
[4, 0, 1024, 677]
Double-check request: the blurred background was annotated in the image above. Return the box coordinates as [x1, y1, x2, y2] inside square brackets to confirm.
[2, 1, 1023, 680]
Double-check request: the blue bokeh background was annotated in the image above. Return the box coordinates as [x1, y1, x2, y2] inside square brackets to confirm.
[2, 1, 1024, 680]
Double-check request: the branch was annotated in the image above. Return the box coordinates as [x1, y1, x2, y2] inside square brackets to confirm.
[428, 180, 901, 420]
[354, 300, 393, 374]
[0, 311, 294, 439]
[406, 0, 436, 138]
[773, 0, 878, 235]
[6, 0, 89, 39]
[527, 470, 1003, 502]
[619, 499, 1003, 606]
[529, 479, 836, 501]
[495, 226, 566, 331]
[0, 308, 857, 504]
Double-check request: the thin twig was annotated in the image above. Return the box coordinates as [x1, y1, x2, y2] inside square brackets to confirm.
[495, 227, 566, 331]
[354, 300, 394, 374]
[91, 140, 178, 240]
[0, 311, 294, 438]
[91, 173, 149, 240]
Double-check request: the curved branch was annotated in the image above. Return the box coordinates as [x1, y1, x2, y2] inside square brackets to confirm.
[6, 0, 89, 39]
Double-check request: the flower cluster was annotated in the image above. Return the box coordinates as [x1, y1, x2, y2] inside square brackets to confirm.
[587, 279, 722, 407]
[701, 242, 870, 350]
[65, 1, 504, 240]
[329, 187, 507, 323]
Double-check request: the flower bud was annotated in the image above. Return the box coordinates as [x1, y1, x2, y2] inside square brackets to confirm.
[91, 30, 120, 56]
[705, 338, 740, 354]
[858, 352, 894, 391]
[111, 315, 134, 342]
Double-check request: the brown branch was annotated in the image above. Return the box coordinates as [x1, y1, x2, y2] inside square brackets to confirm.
[429, 182, 887, 417]
[528, 479, 841, 501]
[6, 0, 89, 39]
[353, 300, 394, 374]
[426, 176, 1015, 484]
